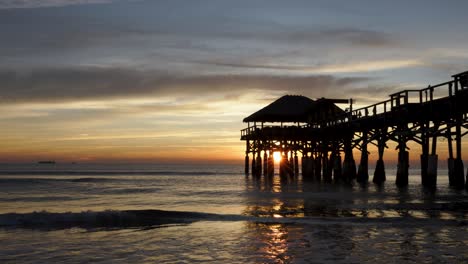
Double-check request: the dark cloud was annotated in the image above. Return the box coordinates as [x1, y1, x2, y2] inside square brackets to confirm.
[0, 0, 399, 60]
[0, 66, 374, 104]
[0, 0, 117, 9]
[313, 28, 396, 47]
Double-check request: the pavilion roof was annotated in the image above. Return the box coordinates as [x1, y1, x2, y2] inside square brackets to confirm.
[243, 95, 314, 123]
[243, 95, 346, 123]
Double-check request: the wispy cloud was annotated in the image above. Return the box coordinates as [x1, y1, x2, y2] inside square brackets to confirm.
[0, 0, 120, 9]
[193, 59, 423, 74]
[0, 66, 372, 104]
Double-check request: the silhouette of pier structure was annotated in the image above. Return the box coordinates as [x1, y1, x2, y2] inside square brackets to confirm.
[241, 71, 468, 189]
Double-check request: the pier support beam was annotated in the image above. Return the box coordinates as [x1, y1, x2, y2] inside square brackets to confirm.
[294, 153, 299, 176]
[396, 132, 409, 188]
[302, 155, 314, 180]
[245, 154, 249, 175]
[322, 148, 332, 183]
[289, 154, 295, 177]
[357, 131, 369, 184]
[396, 150, 409, 187]
[333, 153, 342, 183]
[263, 152, 268, 177]
[279, 153, 287, 179]
[342, 139, 356, 183]
[267, 153, 274, 178]
[251, 151, 256, 177]
[301, 155, 308, 179]
[447, 128, 455, 186]
[256, 153, 262, 177]
[427, 154, 438, 188]
[373, 130, 387, 184]
[420, 122, 438, 188]
[454, 120, 465, 189]
[314, 155, 322, 182]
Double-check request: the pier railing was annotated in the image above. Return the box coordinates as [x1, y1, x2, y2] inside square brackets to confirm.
[323, 73, 468, 127]
[241, 71, 468, 136]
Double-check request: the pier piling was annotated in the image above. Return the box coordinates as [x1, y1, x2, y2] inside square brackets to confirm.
[373, 131, 386, 184]
[314, 155, 322, 181]
[245, 154, 249, 175]
[342, 139, 356, 183]
[333, 153, 342, 182]
[357, 132, 369, 184]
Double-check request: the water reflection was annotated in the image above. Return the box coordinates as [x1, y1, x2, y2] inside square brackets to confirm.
[242, 174, 468, 263]
[246, 222, 291, 263]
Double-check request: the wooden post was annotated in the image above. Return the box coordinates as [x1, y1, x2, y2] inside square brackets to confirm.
[263, 151, 268, 177]
[322, 145, 332, 183]
[373, 129, 386, 184]
[245, 140, 250, 175]
[396, 126, 409, 187]
[315, 154, 322, 182]
[447, 127, 455, 186]
[245, 154, 249, 175]
[256, 152, 262, 177]
[307, 156, 315, 180]
[267, 152, 274, 178]
[251, 147, 256, 177]
[427, 128, 439, 188]
[342, 138, 356, 183]
[357, 131, 369, 184]
[333, 152, 342, 183]
[294, 152, 299, 176]
[289, 153, 295, 177]
[396, 138, 409, 187]
[420, 122, 429, 187]
[279, 153, 287, 179]
[301, 155, 308, 179]
[454, 119, 465, 189]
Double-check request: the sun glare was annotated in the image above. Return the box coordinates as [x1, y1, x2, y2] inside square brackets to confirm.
[273, 152, 282, 163]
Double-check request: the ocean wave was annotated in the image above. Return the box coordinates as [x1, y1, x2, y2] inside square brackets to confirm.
[0, 209, 465, 230]
[0, 177, 115, 184]
[0, 210, 216, 229]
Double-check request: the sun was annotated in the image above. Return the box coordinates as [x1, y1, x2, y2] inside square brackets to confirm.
[273, 152, 282, 163]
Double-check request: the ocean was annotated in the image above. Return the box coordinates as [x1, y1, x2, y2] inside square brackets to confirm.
[0, 163, 467, 263]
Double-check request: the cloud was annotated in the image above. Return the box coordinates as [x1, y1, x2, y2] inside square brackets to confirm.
[193, 59, 422, 74]
[0, 66, 374, 104]
[0, 0, 400, 61]
[0, 0, 120, 9]
[259, 28, 398, 48]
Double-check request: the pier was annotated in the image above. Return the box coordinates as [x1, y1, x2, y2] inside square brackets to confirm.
[241, 71, 468, 189]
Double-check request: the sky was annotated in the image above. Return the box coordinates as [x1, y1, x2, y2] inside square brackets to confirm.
[0, 0, 467, 164]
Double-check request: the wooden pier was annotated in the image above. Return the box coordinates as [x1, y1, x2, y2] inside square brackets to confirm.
[241, 71, 468, 189]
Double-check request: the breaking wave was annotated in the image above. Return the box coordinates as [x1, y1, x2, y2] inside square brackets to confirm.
[0, 209, 465, 230]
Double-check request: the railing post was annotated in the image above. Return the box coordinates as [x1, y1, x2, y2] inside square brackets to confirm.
[430, 86, 433, 101]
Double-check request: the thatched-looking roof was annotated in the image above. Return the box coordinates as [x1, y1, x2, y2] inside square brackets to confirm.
[243, 95, 315, 123]
[243, 95, 346, 123]
[307, 98, 347, 123]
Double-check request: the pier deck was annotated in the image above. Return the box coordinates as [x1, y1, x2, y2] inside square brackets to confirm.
[241, 71, 468, 189]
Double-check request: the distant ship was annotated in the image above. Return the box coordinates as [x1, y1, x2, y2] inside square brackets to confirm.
[38, 161, 56, 164]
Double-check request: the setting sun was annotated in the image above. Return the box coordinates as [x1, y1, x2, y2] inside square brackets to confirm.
[273, 152, 282, 163]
